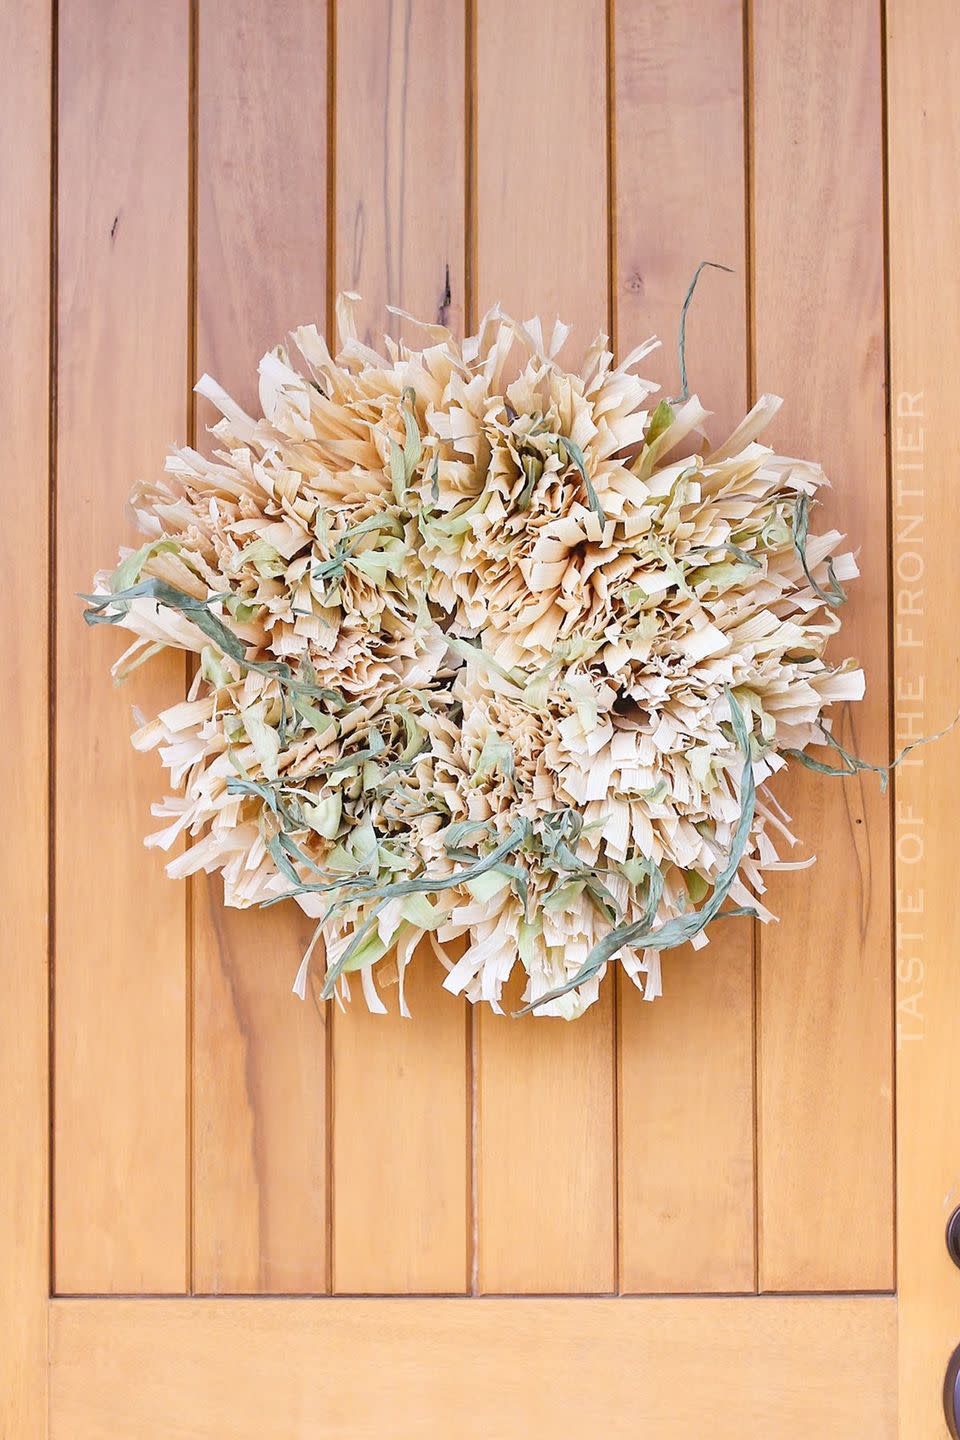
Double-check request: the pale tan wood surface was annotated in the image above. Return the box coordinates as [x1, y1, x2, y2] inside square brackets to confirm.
[191, 902, 327, 1294]
[195, 0, 329, 409]
[0, 0, 50, 1431]
[335, 0, 465, 345]
[191, 0, 330, 1295]
[477, 982, 617, 1293]
[474, 0, 609, 344]
[613, 0, 756, 1295]
[331, 953, 470, 1293]
[473, 0, 616, 1296]
[888, 1, 960, 1432]
[54, 0, 190, 1294]
[614, 0, 747, 440]
[330, 0, 470, 1296]
[50, 1296, 896, 1438]
[752, 0, 894, 1291]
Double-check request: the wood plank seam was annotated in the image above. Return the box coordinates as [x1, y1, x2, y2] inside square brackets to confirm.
[465, 0, 479, 1299]
[743, 0, 761, 1299]
[186, 0, 199, 1301]
[877, 0, 900, 1288]
[47, 0, 59, 1308]
[605, 0, 623, 1296]
[325, 0, 338, 1304]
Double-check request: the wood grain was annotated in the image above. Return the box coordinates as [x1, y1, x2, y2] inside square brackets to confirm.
[473, 0, 615, 1293]
[54, 0, 189, 1294]
[613, 0, 756, 1294]
[191, 902, 327, 1294]
[887, 1, 960, 1431]
[335, 0, 465, 345]
[474, 0, 609, 346]
[192, 0, 330, 1295]
[330, 0, 470, 1296]
[751, 0, 893, 1291]
[614, 0, 747, 441]
[0, 0, 50, 1429]
[50, 1295, 896, 1438]
[331, 952, 470, 1293]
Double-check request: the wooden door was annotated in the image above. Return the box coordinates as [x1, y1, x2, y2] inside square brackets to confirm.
[3, 0, 959, 1434]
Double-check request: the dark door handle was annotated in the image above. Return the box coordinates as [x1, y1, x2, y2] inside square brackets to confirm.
[948, 1207, 960, 1270]
[945, 1345, 960, 1438]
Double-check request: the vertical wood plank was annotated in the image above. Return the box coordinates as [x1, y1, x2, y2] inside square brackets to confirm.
[331, 953, 469, 1294]
[474, 0, 616, 1293]
[192, 0, 330, 1295]
[331, 0, 469, 1294]
[888, 2, 960, 1431]
[335, 0, 465, 346]
[1, 0, 50, 1426]
[55, 0, 189, 1293]
[613, 0, 755, 1294]
[752, 0, 893, 1290]
[614, 0, 747, 442]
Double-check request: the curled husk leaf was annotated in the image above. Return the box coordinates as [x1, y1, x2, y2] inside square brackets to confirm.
[86, 297, 863, 1018]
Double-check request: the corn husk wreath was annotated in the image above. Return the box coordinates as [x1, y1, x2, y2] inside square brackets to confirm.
[86, 281, 882, 1020]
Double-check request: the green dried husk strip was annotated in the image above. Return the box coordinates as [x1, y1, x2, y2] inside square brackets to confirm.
[389, 388, 422, 504]
[516, 452, 544, 511]
[312, 513, 405, 582]
[674, 260, 734, 402]
[83, 578, 341, 701]
[792, 493, 846, 609]
[645, 399, 674, 445]
[110, 538, 181, 592]
[516, 688, 757, 1015]
[310, 816, 532, 1000]
[545, 434, 606, 524]
[784, 710, 960, 795]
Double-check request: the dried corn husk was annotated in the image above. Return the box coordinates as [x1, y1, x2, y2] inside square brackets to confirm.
[85, 297, 864, 1019]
